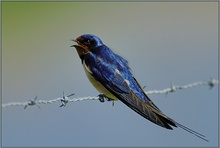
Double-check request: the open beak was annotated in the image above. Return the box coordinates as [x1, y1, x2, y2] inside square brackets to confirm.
[70, 39, 80, 47]
[71, 38, 89, 60]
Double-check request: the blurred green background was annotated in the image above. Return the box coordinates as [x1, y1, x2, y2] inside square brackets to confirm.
[2, 2, 218, 147]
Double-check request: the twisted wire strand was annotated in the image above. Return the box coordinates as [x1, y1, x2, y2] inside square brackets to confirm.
[2, 79, 218, 108]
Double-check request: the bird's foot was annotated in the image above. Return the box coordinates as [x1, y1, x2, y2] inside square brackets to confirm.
[98, 94, 115, 106]
[98, 94, 106, 102]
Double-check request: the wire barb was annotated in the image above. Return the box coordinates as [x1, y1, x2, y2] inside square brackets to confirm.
[60, 92, 75, 107]
[2, 79, 218, 108]
[24, 96, 40, 109]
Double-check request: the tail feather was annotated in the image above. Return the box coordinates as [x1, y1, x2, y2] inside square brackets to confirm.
[174, 121, 209, 142]
[156, 113, 209, 142]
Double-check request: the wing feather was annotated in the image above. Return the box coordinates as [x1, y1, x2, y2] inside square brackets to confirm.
[88, 54, 176, 129]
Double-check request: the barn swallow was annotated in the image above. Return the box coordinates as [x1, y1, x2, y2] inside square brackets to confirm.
[71, 34, 208, 142]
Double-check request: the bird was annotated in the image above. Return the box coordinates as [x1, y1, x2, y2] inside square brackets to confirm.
[71, 34, 208, 142]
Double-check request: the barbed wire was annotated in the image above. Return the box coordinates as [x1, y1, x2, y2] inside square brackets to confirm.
[2, 78, 218, 109]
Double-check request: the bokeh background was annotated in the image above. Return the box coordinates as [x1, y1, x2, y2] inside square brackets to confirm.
[2, 2, 218, 147]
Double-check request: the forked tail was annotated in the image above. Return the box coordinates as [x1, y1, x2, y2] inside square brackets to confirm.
[174, 121, 209, 142]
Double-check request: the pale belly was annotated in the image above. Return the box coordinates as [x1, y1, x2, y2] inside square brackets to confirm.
[83, 62, 118, 100]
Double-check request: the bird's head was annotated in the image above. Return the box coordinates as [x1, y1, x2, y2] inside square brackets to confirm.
[71, 34, 103, 59]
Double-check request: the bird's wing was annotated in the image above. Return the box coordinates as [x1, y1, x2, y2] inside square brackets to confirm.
[87, 53, 176, 129]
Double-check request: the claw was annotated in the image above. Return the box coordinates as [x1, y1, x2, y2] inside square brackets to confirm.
[98, 94, 105, 102]
[98, 94, 115, 106]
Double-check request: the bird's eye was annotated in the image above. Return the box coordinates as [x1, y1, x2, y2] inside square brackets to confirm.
[84, 39, 90, 44]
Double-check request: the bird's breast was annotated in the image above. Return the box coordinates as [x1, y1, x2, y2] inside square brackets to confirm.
[82, 60, 118, 100]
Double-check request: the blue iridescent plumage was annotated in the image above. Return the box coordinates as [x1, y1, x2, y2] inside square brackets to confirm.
[71, 34, 208, 142]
